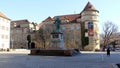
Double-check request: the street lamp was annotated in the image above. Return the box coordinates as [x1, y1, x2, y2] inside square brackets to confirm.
[11, 39, 14, 49]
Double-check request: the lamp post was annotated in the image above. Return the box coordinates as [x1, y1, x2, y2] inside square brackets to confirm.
[11, 39, 14, 49]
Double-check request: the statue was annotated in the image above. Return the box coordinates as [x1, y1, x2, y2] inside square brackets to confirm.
[55, 16, 61, 32]
[50, 16, 65, 50]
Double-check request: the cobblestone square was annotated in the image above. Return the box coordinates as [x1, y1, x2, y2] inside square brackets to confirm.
[0, 51, 120, 68]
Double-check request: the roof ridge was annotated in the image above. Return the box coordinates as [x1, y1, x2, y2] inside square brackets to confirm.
[0, 12, 10, 20]
[12, 19, 28, 22]
[54, 13, 80, 17]
[83, 2, 98, 12]
[42, 16, 54, 22]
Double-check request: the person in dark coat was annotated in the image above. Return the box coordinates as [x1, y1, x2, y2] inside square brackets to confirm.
[107, 48, 110, 56]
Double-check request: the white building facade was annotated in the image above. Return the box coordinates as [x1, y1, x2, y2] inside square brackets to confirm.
[0, 12, 10, 50]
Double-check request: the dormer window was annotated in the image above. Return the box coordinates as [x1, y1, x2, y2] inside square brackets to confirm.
[14, 23, 16, 27]
[66, 19, 69, 22]
[89, 6, 92, 8]
[61, 20, 66, 23]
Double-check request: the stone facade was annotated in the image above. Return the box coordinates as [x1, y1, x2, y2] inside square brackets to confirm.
[39, 15, 82, 49]
[39, 2, 100, 50]
[10, 19, 39, 49]
[81, 2, 100, 50]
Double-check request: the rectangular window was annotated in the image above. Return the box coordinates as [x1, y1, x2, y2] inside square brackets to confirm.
[88, 22, 94, 36]
[2, 26, 5, 30]
[77, 26, 80, 30]
[1, 34, 4, 39]
[70, 25, 74, 30]
[52, 34, 59, 38]
[62, 27, 65, 30]
[61, 34, 63, 39]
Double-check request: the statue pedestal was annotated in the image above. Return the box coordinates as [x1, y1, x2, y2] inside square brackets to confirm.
[29, 49, 79, 56]
[48, 31, 65, 50]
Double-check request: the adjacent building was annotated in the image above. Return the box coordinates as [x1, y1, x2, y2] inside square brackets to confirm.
[10, 19, 39, 49]
[0, 12, 11, 50]
[39, 2, 100, 50]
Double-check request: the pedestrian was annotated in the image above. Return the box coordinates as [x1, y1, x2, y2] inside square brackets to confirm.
[107, 48, 110, 56]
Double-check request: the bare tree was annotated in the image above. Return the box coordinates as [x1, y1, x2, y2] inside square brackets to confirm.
[39, 28, 46, 48]
[102, 21, 118, 50]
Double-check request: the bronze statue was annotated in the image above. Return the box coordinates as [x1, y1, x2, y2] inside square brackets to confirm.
[55, 16, 61, 32]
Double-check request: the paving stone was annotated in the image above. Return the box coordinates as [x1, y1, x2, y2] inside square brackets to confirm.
[0, 51, 119, 68]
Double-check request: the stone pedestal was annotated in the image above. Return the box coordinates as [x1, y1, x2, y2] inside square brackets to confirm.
[48, 31, 65, 50]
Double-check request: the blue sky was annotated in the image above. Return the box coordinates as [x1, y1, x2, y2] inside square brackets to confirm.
[0, 0, 120, 32]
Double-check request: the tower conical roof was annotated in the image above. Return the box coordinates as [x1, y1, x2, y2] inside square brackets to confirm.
[83, 2, 99, 12]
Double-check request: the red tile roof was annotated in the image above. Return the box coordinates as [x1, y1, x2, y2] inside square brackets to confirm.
[0, 12, 10, 20]
[11, 19, 30, 25]
[40, 2, 98, 25]
[53, 14, 81, 22]
[41, 14, 81, 24]
[83, 2, 98, 12]
[42, 16, 53, 22]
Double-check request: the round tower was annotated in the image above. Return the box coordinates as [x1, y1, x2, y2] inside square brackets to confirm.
[81, 2, 100, 51]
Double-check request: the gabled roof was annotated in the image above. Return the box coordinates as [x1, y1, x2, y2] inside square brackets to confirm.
[53, 14, 81, 22]
[42, 16, 53, 22]
[83, 2, 98, 12]
[41, 14, 80, 24]
[11, 19, 30, 25]
[0, 12, 10, 20]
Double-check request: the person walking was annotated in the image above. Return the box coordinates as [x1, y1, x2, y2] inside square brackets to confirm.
[107, 48, 110, 56]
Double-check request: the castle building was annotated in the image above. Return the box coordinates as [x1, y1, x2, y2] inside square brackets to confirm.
[0, 12, 11, 50]
[10, 19, 39, 49]
[39, 2, 100, 50]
